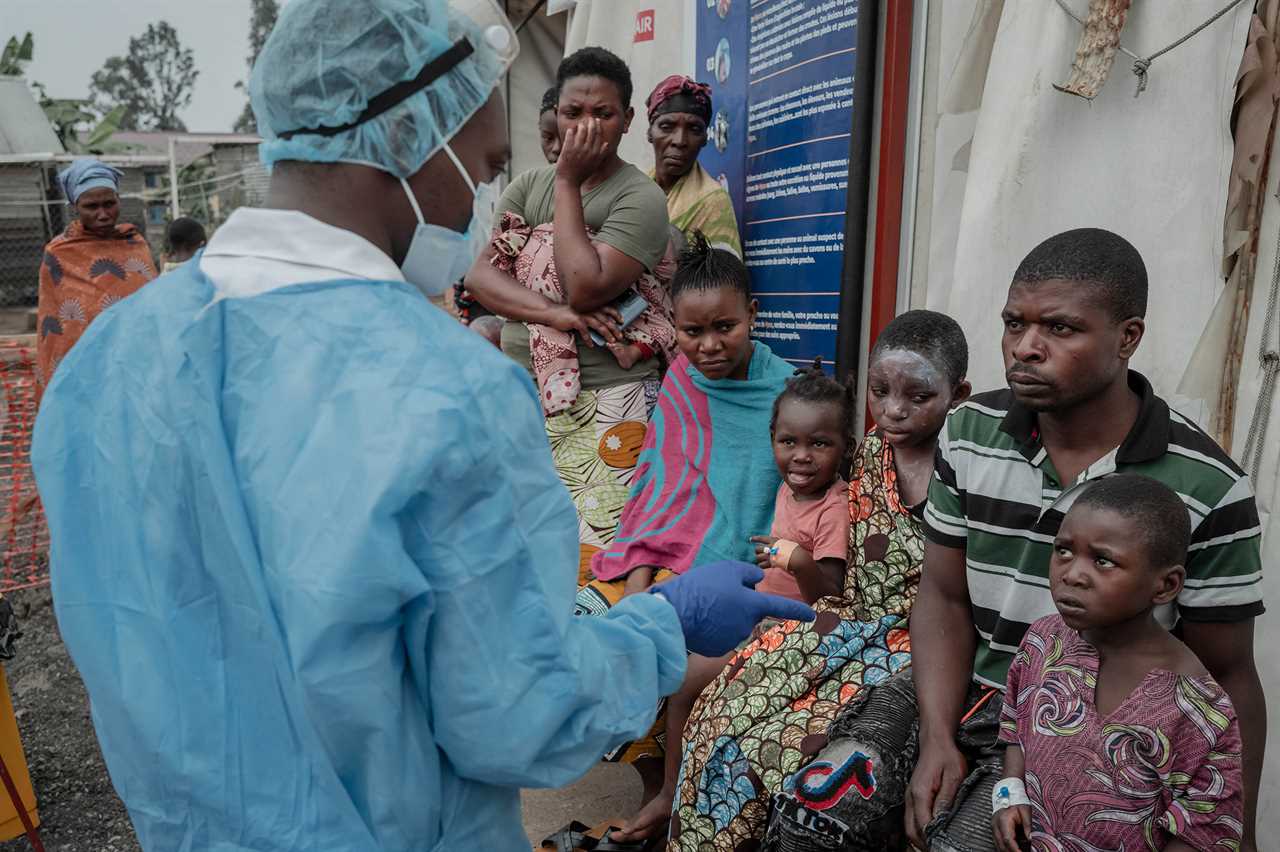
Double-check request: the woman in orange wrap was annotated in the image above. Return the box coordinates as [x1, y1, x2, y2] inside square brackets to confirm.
[37, 159, 157, 404]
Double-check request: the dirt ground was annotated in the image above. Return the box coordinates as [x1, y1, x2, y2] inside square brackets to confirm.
[0, 586, 640, 852]
[0, 588, 137, 852]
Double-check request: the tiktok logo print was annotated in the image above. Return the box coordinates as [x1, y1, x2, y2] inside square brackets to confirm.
[794, 747, 877, 810]
[770, 740, 879, 844]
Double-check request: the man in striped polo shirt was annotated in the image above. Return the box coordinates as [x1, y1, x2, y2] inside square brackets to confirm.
[765, 229, 1265, 852]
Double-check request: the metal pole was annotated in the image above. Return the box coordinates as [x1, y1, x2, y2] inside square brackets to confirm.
[834, 0, 882, 383]
[168, 136, 180, 220]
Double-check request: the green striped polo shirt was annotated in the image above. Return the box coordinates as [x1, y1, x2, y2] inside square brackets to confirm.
[922, 371, 1264, 690]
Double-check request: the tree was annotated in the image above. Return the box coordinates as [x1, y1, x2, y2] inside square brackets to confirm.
[89, 22, 197, 131]
[233, 0, 280, 133]
[36, 89, 128, 154]
[0, 32, 33, 75]
[6, 34, 127, 154]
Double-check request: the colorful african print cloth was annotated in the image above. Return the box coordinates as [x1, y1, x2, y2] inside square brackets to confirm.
[669, 432, 921, 851]
[589, 344, 790, 582]
[552, 380, 661, 571]
[999, 614, 1243, 851]
[488, 211, 676, 416]
[36, 221, 156, 405]
[656, 163, 742, 258]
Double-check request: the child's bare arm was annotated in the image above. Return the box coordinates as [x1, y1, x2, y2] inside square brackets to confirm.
[789, 550, 844, 603]
[992, 745, 1031, 852]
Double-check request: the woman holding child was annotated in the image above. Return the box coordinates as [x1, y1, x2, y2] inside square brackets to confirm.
[656, 311, 973, 851]
[465, 48, 674, 569]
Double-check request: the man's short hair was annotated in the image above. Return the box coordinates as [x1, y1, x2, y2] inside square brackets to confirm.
[1012, 228, 1147, 321]
[1071, 474, 1190, 570]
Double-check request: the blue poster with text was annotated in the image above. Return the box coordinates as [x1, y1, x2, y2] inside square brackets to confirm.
[697, 0, 859, 367]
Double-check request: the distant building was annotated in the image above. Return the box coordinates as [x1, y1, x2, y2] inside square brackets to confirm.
[107, 131, 265, 235]
[0, 88, 265, 307]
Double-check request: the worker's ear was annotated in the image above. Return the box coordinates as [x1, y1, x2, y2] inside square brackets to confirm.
[624, 105, 635, 134]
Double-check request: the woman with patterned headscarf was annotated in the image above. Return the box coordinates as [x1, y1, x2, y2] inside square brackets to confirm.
[646, 75, 742, 257]
[36, 158, 157, 404]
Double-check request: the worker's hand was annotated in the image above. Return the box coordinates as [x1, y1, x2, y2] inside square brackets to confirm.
[556, 118, 611, 188]
[651, 561, 815, 657]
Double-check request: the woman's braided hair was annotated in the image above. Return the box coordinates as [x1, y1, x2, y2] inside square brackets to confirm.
[670, 231, 751, 303]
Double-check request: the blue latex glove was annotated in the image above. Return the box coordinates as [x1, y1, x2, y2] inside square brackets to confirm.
[651, 560, 816, 657]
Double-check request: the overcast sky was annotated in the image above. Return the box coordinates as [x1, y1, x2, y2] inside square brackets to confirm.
[6, 0, 255, 132]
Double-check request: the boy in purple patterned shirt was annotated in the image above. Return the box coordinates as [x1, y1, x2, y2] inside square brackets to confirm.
[994, 474, 1242, 852]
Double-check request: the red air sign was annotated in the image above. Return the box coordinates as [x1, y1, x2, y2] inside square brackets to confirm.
[635, 9, 655, 42]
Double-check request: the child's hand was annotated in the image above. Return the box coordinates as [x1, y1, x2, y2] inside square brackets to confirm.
[992, 804, 1032, 852]
[749, 535, 778, 570]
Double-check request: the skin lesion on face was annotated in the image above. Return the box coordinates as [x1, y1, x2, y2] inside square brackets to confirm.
[76, 187, 121, 236]
[1000, 279, 1144, 412]
[772, 398, 848, 500]
[866, 348, 966, 448]
[672, 288, 756, 381]
[649, 112, 708, 191]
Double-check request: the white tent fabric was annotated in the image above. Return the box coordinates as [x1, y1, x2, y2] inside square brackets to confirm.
[1229, 123, 1280, 822]
[507, 7, 567, 178]
[924, 1, 1251, 415]
[918, 0, 1275, 828]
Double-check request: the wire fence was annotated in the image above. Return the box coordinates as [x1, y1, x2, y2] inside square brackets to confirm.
[0, 219, 48, 308]
[0, 152, 268, 307]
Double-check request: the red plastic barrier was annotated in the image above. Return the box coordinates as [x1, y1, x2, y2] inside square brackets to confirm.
[0, 337, 48, 592]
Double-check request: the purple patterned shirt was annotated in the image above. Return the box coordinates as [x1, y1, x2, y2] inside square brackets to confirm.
[999, 615, 1243, 851]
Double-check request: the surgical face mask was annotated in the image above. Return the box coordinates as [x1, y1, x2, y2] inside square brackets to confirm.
[398, 144, 498, 298]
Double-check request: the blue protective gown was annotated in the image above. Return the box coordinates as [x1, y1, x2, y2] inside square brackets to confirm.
[32, 261, 687, 851]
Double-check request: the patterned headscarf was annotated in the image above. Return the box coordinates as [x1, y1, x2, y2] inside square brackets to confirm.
[645, 75, 713, 124]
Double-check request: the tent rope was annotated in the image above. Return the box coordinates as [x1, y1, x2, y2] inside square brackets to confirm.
[1241, 193, 1280, 481]
[1052, 0, 1252, 96]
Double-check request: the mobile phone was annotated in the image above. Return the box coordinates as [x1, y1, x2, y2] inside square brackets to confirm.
[588, 289, 648, 347]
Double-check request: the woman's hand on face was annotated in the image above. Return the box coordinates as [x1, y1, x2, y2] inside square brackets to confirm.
[556, 118, 612, 187]
[750, 535, 778, 569]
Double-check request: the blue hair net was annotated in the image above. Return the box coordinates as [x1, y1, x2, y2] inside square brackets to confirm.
[251, 0, 508, 178]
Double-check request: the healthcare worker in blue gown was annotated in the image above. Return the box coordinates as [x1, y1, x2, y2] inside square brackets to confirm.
[30, 1, 814, 850]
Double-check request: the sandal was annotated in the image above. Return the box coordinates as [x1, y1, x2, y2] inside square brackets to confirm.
[540, 820, 595, 851]
[539, 821, 652, 852]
